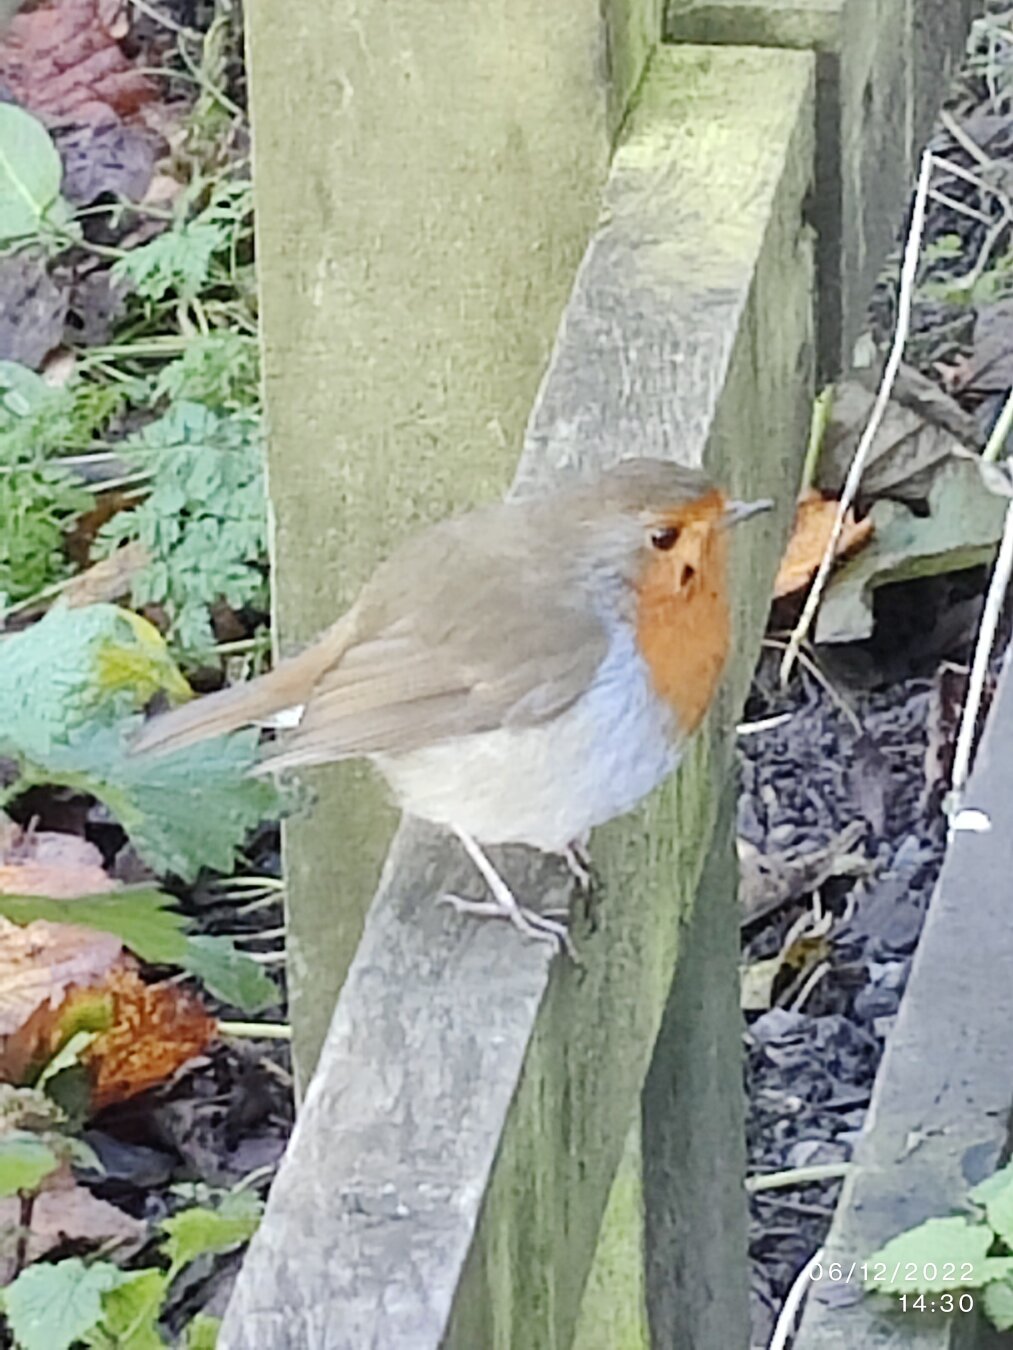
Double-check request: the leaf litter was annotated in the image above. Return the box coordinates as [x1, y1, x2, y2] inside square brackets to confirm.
[0, 2, 286, 1337]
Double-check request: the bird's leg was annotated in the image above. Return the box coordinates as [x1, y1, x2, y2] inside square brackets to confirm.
[440, 827, 576, 958]
[561, 836, 593, 891]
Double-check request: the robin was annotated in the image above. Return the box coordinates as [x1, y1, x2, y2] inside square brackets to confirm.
[133, 458, 771, 950]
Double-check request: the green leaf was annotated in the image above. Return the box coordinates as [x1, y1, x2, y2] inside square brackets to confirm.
[4, 717, 279, 882]
[59, 723, 277, 881]
[0, 1132, 59, 1197]
[183, 1313, 221, 1349]
[0, 605, 190, 762]
[2, 1258, 125, 1350]
[160, 1194, 261, 1273]
[34, 1030, 98, 1091]
[969, 1160, 1013, 1210]
[94, 402, 267, 661]
[0, 889, 189, 964]
[866, 1216, 997, 1292]
[153, 333, 258, 413]
[0, 106, 65, 242]
[982, 1171, 1013, 1250]
[85, 1269, 168, 1350]
[985, 1278, 1013, 1331]
[113, 221, 227, 302]
[182, 935, 280, 1013]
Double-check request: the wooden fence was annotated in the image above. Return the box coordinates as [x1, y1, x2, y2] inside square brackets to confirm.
[218, 3, 979, 1345]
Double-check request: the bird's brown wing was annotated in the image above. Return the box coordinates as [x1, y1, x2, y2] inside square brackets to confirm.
[263, 511, 609, 769]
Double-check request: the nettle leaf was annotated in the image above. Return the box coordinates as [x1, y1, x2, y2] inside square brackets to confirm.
[0, 604, 190, 762]
[1, 1258, 125, 1350]
[0, 888, 189, 964]
[37, 720, 279, 881]
[84, 1268, 167, 1350]
[161, 1192, 262, 1273]
[0, 105, 67, 243]
[0, 1131, 60, 1196]
[970, 1160, 1013, 1211]
[985, 1278, 1013, 1331]
[183, 935, 280, 1013]
[975, 1164, 1013, 1249]
[866, 1217, 997, 1292]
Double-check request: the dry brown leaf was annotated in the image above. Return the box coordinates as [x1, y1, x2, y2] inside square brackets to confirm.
[774, 490, 874, 599]
[0, 826, 115, 901]
[0, 0, 157, 126]
[0, 1175, 144, 1282]
[85, 967, 216, 1110]
[0, 916, 123, 1081]
[60, 542, 149, 610]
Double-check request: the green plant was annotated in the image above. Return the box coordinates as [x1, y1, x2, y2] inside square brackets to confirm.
[0, 1187, 262, 1349]
[0, 604, 280, 879]
[94, 401, 267, 658]
[865, 1159, 1013, 1329]
[0, 105, 74, 249]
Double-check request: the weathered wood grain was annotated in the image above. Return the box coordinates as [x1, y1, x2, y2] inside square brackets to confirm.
[667, 0, 983, 375]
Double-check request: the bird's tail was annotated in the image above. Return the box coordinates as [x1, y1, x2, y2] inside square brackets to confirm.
[131, 611, 357, 756]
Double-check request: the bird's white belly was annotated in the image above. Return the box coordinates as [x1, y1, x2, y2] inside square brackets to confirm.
[373, 625, 680, 853]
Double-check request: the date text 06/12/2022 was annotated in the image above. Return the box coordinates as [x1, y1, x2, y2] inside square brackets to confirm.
[808, 1260, 976, 1314]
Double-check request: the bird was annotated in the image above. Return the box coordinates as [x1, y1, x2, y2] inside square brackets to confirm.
[132, 458, 772, 951]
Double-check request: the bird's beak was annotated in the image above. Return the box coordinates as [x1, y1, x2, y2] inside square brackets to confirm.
[722, 497, 774, 528]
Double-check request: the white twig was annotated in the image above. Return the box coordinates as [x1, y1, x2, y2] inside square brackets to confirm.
[788, 959, 830, 1013]
[768, 1248, 825, 1350]
[940, 109, 995, 169]
[780, 151, 935, 683]
[950, 500, 1013, 804]
[219, 1020, 292, 1040]
[927, 188, 991, 226]
[737, 713, 793, 736]
[747, 1165, 851, 1195]
[983, 385, 1013, 464]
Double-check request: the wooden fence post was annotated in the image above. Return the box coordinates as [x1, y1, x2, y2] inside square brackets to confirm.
[245, 0, 664, 1087]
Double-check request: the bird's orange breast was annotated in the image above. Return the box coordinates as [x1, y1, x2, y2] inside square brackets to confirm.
[634, 501, 731, 737]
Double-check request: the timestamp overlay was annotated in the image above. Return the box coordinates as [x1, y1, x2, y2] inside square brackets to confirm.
[808, 1258, 978, 1316]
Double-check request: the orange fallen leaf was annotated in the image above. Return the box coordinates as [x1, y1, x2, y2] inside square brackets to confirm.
[0, 919, 215, 1106]
[774, 490, 874, 599]
[84, 967, 216, 1110]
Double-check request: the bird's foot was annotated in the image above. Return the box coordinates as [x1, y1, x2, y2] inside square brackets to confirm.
[446, 826, 578, 959]
[439, 892, 575, 956]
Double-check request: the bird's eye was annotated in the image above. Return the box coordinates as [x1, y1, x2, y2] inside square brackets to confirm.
[651, 526, 679, 551]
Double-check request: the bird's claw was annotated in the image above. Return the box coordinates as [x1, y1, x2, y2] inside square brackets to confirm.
[439, 892, 578, 960]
